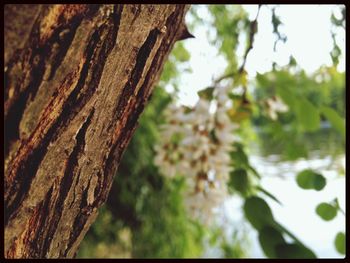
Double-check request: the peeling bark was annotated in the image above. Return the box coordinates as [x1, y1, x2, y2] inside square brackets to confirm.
[4, 4, 190, 258]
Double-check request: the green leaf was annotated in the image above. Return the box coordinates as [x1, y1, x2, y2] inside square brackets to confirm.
[276, 86, 297, 109]
[229, 169, 250, 196]
[237, 70, 248, 87]
[334, 232, 345, 255]
[230, 143, 249, 167]
[316, 203, 337, 221]
[243, 196, 274, 231]
[227, 102, 252, 122]
[289, 56, 297, 67]
[274, 221, 305, 247]
[259, 226, 285, 258]
[197, 87, 214, 101]
[256, 73, 270, 88]
[320, 106, 345, 138]
[247, 165, 261, 179]
[296, 169, 326, 191]
[275, 243, 317, 259]
[230, 143, 261, 179]
[295, 98, 320, 131]
[257, 186, 282, 205]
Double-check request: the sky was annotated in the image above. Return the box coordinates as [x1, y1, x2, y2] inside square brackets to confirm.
[176, 4, 345, 107]
[177, 5, 346, 258]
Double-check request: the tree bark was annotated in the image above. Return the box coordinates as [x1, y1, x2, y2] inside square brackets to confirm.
[4, 4, 190, 258]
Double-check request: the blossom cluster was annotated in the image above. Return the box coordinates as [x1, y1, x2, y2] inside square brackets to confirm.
[154, 86, 239, 224]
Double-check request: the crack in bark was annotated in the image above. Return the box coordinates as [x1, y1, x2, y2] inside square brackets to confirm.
[41, 108, 94, 257]
[27, 186, 54, 258]
[69, 168, 82, 210]
[63, 177, 94, 257]
[114, 28, 160, 120]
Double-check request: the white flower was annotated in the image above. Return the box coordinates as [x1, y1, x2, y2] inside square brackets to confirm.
[216, 108, 231, 125]
[266, 96, 289, 120]
[195, 99, 211, 113]
[215, 129, 236, 145]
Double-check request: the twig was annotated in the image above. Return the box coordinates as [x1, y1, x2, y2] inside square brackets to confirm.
[238, 4, 261, 75]
[213, 5, 262, 85]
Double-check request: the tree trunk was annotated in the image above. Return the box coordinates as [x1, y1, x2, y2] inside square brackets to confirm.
[4, 4, 190, 258]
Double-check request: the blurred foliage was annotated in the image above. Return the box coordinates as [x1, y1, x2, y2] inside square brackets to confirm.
[78, 5, 345, 259]
[316, 202, 338, 221]
[254, 66, 345, 122]
[253, 66, 345, 161]
[245, 196, 316, 258]
[334, 232, 345, 255]
[296, 169, 326, 191]
[208, 5, 250, 71]
[209, 227, 250, 258]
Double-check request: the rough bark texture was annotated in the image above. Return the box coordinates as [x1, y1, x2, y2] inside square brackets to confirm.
[4, 4, 190, 258]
